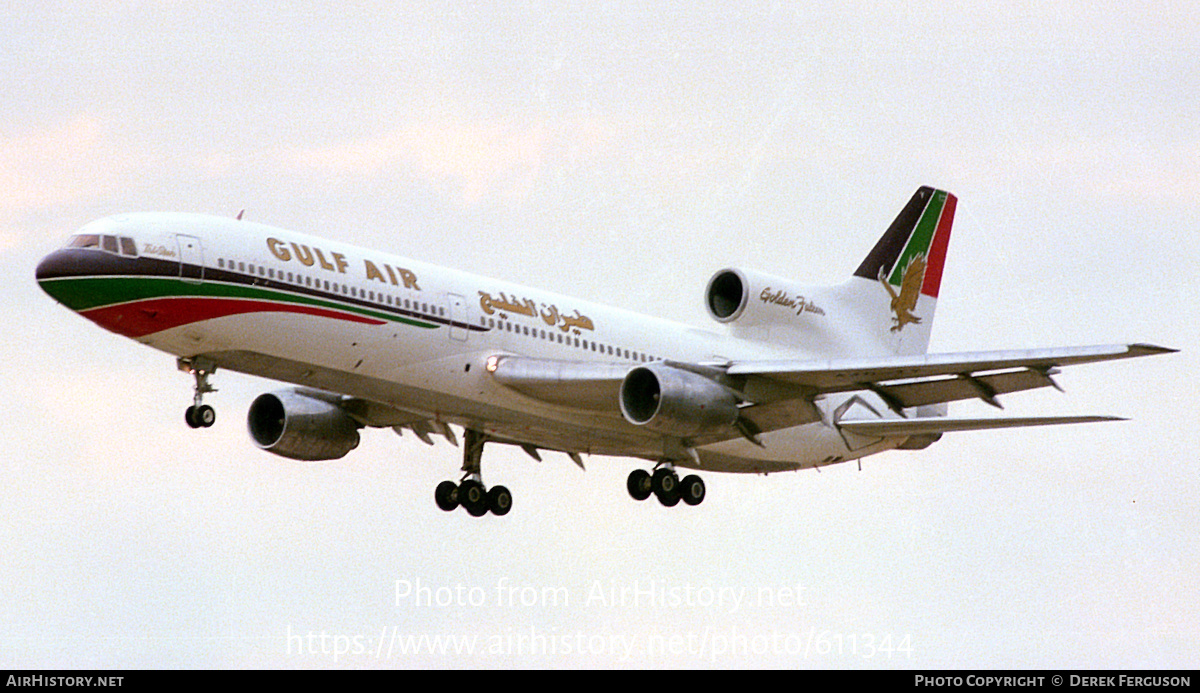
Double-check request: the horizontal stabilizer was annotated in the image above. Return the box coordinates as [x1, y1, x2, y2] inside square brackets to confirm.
[837, 415, 1124, 437]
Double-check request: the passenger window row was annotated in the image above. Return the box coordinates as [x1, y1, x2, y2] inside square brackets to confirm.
[215, 257, 446, 318]
[214, 256, 648, 360]
[482, 317, 655, 362]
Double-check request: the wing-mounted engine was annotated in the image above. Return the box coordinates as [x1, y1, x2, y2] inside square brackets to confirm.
[619, 363, 740, 438]
[247, 389, 361, 461]
[488, 356, 760, 444]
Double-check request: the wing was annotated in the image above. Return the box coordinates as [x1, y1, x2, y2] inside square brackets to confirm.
[487, 344, 1174, 443]
[726, 343, 1174, 412]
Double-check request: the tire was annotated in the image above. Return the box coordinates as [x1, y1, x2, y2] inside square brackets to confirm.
[652, 468, 680, 506]
[435, 481, 459, 511]
[680, 475, 706, 506]
[487, 485, 512, 516]
[185, 406, 199, 429]
[460, 480, 488, 517]
[651, 467, 678, 494]
[627, 469, 652, 501]
[196, 404, 216, 428]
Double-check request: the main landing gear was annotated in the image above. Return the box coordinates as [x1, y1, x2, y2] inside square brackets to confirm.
[434, 429, 512, 517]
[179, 357, 217, 429]
[627, 464, 706, 507]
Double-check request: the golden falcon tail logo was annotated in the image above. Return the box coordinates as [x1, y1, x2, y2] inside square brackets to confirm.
[878, 253, 925, 332]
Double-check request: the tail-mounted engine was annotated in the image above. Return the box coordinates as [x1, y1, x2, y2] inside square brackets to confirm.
[247, 389, 361, 461]
[704, 267, 841, 353]
[619, 363, 739, 438]
[705, 267, 829, 329]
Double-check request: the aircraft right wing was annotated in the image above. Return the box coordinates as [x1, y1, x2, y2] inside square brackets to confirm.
[726, 343, 1175, 413]
[485, 344, 1174, 452]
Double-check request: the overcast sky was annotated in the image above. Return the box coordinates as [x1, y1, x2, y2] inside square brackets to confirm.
[2, 2, 1196, 668]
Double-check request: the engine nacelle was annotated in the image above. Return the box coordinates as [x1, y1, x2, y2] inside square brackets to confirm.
[247, 390, 361, 461]
[705, 267, 828, 328]
[619, 364, 739, 438]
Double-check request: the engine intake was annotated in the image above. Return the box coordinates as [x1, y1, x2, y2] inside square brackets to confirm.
[706, 268, 749, 322]
[619, 364, 738, 437]
[247, 390, 361, 461]
[704, 266, 829, 329]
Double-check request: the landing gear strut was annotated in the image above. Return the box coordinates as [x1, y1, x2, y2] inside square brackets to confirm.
[627, 464, 705, 507]
[178, 357, 217, 429]
[434, 429, 512, 517]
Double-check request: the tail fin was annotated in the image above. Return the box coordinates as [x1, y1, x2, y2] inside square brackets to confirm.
[703, 187, 956, 358]
[849, 187, 957, 355]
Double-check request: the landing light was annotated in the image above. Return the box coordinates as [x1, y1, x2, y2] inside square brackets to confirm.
[486, 355, 501, 373]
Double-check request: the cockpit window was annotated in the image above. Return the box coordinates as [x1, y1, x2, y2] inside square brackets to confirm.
[68, 234, 101, 249]
[66, 234, 138, 258]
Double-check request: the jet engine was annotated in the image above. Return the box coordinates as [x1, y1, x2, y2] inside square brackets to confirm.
[619, 364, 739, 437]
[247, 389, 361, 461]
[705, 267, 828, 328]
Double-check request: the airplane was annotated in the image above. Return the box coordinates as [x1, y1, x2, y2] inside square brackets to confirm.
[35, 187, 1174, 517]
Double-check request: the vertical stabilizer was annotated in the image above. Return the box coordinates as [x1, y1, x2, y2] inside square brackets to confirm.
[849, 187, 957, 355]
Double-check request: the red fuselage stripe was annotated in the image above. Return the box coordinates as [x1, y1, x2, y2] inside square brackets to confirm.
[80, 296, 386, 339]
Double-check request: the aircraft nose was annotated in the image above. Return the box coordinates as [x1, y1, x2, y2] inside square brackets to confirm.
[35, 249, 74, 283]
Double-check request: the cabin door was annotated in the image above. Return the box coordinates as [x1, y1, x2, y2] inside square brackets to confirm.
[447, 294, 469, 342]
[176, 234, 205, 284]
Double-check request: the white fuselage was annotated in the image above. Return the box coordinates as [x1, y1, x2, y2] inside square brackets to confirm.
[40, 213, 905, 472]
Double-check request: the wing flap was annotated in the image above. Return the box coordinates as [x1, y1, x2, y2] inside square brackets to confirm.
[871, 366, 1058, 409]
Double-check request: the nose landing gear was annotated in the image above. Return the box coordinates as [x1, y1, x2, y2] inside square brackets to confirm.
[178, 357, 217, 429]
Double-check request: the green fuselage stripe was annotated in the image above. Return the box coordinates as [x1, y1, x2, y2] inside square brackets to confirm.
[40, 276, 440, 329]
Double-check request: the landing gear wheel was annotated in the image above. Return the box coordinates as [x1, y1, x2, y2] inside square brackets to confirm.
[437, 430, 514, 517]
[459, 480, 489, 517]
[435, 481, 459, 512]
[651, 467, 680, 506]
[627, 469, 652, 501]
[487, 486, 512, 516]
[179, 357, 218, 430]
[680, 475, 706, 506]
